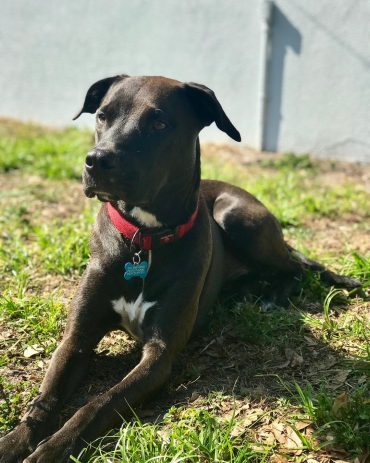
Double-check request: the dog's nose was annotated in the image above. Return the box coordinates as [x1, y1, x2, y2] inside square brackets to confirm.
[85, 150, 116, 171]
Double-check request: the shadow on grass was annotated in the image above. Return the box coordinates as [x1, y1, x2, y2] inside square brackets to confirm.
[60, 273, 369, 460]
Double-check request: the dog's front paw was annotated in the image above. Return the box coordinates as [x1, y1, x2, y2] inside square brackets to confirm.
[23, 433, 81, 463]
[0, 422, 36, 463]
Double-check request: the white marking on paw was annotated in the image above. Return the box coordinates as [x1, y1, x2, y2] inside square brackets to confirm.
[111, 293, 157, 340]
[130, 207, 163, 227]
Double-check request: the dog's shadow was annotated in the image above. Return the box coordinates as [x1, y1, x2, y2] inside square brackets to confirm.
[62, 276, 366, 448]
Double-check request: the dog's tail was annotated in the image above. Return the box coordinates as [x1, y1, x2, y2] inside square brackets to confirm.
[286, 244, 362, 291]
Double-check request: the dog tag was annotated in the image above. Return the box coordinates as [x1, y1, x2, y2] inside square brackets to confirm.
[124, 261, 148, 280]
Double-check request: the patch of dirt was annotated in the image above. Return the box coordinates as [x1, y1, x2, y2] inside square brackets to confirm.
[0, 117, 63, 137]
[202, 142, 370, 184]
[0, 171, 88, 222]
[300, 217, 370, 258]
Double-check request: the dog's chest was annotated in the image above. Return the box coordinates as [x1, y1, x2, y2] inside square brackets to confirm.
[111, 292, 156, 340]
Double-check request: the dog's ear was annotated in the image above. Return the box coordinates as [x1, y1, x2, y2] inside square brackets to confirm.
[73, 75, 129, 120]
[183, 82, 241, 142]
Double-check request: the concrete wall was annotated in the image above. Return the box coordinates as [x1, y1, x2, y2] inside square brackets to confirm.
[1, 0, 369, 162]
[265, 0, 370, 162]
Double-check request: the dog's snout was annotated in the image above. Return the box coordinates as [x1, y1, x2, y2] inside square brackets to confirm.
[85, 150, 116, 171]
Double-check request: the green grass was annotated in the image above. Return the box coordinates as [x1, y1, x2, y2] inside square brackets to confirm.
[294, 383, 370, 458]
[0, 120, 369, 461]
[0, 124, 92, 179]
[0, 292, 66, 355]
[73, 408, 271, 463]
[202, 159, 370, 227]
[34, 209, 94, 275]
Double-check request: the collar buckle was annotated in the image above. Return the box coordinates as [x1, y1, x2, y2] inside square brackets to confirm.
[138, 228, 176, 249]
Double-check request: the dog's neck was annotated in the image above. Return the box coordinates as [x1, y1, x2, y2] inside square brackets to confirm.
[116, 140, 201, 228]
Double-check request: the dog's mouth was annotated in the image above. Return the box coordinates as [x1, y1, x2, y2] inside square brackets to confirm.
[84, 186, 120, 202]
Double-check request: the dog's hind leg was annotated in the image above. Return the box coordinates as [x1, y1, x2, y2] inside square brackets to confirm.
[212, 186, 303, 306]
[286, 244, 361, 291]
[212, 184, 361, 305]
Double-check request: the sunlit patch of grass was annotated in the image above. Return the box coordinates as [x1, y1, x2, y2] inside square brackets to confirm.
[0, 293, 65, 353]
[0, 378, 38, 432]
[202, 153, 369, 227]
[0, 126, 92, 179]
[74, 408, 271, 463]
[339, 252, 370, 288]
[294, 383, 370, 459]
[34, 208, 95, 276]
[302, 286, 369, 348]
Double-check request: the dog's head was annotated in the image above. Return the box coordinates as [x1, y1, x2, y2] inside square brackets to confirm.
[74, 75, 240, 205]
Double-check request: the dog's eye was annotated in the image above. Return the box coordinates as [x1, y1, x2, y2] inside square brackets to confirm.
[97, 112, 106, 123]
[152, 120, 167, 131]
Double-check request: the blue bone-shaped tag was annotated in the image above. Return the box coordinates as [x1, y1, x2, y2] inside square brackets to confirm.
[124, 261, 149, 280]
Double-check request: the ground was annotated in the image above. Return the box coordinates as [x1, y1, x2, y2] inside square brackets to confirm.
[0, 118, 369, 462]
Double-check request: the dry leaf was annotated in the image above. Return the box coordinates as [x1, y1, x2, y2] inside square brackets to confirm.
[304, 336, 317, 346]
[332, 392, 349, 417]
[330, 370, 351, 389]
[189, 391, 200, 402]
[279, 425, 303, 455]
[271, 420, 286, 444]
[284, 348, 304, 368]
[270, 454, 289, 463]
[294, 420, 312, 431]
[312, 356, 337, 372]
[24, 344, 44, 358]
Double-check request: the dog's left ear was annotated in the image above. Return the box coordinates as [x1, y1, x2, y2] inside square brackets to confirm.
[73, 74, 129, 120]
[183, 82, 241, 142]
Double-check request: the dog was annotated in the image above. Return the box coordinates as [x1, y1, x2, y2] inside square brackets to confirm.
[0, 75, 360, 463]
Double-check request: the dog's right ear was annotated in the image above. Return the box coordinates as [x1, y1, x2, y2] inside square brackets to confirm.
[73, 75, 129, 120]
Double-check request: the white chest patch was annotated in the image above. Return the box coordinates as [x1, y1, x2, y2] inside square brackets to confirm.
[111, 293, 157, 340]
[130, 207, 163, 227]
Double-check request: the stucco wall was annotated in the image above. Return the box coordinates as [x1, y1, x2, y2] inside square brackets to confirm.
[267, 0, 370, 162]
[1, 0, 369, 161]
[0, 0, 261, 144]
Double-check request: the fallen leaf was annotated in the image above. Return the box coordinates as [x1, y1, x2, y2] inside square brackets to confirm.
[189, 391, 201, 402]
[294, 420, 312, 431]
[284, 425, 303, 454]
[332, 392, 351, 418]
[270, 454, 289, 463]
[330, 370, 351, 389]
[24, 344, 44, 358]
[304, 336, 317, 346]
[271, 420, 286, 444]
[284, 348, 304, 368]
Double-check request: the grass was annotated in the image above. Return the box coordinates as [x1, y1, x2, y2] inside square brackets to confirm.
[0, 120, 369, 462]
[73, 408, 270, 463]
[0, 120, 92, 178]
[294, 382, 370, 458]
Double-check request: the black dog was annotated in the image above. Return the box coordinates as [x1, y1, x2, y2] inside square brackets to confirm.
[0, 75, 360, 462]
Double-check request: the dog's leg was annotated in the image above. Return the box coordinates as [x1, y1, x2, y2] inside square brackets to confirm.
[213, 187, 360, 306]
[286, 244, 361, 290]
[0, 336, 101, 463]
[23, 338, 172, 463]
[213, 189, 302, 305]
[22, 273, 204, 463]
[0, 267, 112, 463]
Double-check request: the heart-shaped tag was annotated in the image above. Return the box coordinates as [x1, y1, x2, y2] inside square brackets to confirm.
[124, 261, 149, 280]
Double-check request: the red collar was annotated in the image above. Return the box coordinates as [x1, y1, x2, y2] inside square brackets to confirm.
[106, 203, 198, 250]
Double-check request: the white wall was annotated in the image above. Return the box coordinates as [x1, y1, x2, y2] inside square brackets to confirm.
[267, 0, 370, 162]
[1, 0, 369, 162]
[0, 0, 261, 144]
